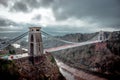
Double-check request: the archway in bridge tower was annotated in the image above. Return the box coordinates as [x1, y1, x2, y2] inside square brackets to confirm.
[30, 43, 34, 55]
[100, 36, 102, 40]
[30, 34, 34, 55]
[31, 34, 34, 42]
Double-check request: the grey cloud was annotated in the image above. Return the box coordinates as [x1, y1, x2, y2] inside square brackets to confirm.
[0, 18, 17, 31]
[53, 0, 120, 19]
[41, 0, 54, 7]
[0, 18, 15, 26]
[11, 1, 29, 12]
[10, 0, 54, 12]
[0, 17, 41, 31]
[52, 0, 120, 28]
[23, 0, 54, 8]
[32, 15, 41, 21]
[1, 0, 120, 31]
[0, 17, 25, 30]
[0, 19, 9, 26]
[24, 0, 40, 9]
[0, 0, 8, 6]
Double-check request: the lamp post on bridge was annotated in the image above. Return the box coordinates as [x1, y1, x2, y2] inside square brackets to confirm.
[28, 27, 43, 64]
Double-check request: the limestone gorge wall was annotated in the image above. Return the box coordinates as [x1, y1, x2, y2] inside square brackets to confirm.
[52, 31, 120, 77]
[0, 53, 66, 80]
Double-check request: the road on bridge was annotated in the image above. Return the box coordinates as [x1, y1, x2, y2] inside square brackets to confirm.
[44, 40, 102, 52]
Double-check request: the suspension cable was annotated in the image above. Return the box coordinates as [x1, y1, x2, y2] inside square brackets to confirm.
[0, 31, 28, 50]
[41, 30, 78, 44]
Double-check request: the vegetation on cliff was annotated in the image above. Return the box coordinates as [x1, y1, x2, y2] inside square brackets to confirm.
[52, 31, 120, 79]
[0, 53, 66, 80]
[0, 59, 19, 80]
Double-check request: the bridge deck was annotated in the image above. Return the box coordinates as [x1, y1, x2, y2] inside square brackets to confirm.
[44, 40, 102, 52]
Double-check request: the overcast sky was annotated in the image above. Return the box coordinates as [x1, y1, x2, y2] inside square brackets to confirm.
[0, 0, 120, 33]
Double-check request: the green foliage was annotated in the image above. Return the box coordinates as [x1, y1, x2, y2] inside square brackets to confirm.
[0, 59, 20, 80]
[49, 55, 56, 63]
[51, 56, 55, 63]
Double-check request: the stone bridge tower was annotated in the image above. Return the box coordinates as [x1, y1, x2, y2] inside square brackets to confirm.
[28, 27, 43, 64]
[98, 30, 105, 41]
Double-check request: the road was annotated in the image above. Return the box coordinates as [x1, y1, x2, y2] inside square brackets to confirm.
[56, 59, 107, 80]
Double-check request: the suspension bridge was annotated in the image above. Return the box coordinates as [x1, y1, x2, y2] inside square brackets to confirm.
[0, 27, 108, 60]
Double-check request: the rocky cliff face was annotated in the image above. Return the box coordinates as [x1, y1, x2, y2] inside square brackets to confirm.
[52, 31, 120, 79]
[0, 53, 66, 80]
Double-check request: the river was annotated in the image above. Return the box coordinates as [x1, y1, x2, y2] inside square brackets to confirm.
[55, 59, 107, 80]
